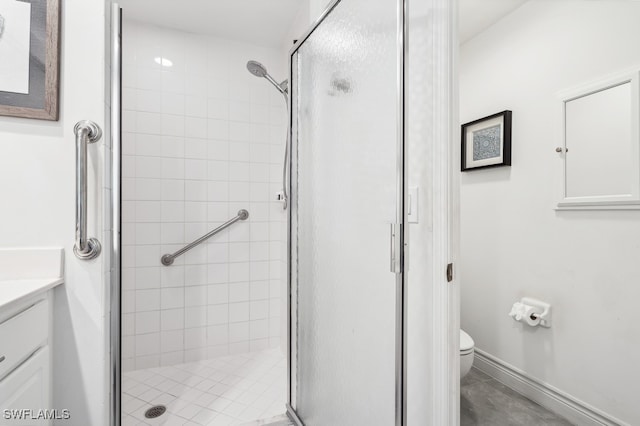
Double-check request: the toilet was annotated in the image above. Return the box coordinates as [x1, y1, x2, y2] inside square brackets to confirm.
[460, 329, 475, 379]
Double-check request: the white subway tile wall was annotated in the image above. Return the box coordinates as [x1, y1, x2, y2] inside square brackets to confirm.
[121, 21, 287, 371]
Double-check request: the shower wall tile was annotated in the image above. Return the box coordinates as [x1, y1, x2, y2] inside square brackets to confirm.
[121, 20, 286, 371]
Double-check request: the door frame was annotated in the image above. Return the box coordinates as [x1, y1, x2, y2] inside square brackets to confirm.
[109, 3, 123, 426]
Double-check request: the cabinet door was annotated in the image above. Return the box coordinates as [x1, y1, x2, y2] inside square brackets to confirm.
[0, 347, 50, 425]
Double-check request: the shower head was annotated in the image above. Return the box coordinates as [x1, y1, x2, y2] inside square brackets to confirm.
[246, 60, 268, 78]
[246, 60, 288, 98]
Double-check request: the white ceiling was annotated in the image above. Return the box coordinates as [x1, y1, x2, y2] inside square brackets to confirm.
[459, 0, 529, 44]
[118, 0, 305, 48]
[120, 0, 526, 48]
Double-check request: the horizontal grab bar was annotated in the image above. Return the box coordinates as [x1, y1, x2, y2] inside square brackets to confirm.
[161, 209, 249, 266]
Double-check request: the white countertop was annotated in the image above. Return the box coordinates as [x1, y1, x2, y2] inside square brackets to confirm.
[0, 248, 64, 312]
[0, 278, 64, 311]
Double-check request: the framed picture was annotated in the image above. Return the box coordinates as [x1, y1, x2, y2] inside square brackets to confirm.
[0, 0, 60, 120]
[461, 110, 512, 171]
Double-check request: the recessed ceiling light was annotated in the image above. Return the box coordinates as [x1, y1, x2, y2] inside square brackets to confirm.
[154, 57, 173, 67]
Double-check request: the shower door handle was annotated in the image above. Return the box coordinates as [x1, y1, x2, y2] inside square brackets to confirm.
[390, 223, 402, 273]
[73, 120, 102, 260]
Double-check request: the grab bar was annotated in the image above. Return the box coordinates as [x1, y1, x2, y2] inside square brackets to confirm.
[74, 120, 102, 260]
[161, 209, 249, 266]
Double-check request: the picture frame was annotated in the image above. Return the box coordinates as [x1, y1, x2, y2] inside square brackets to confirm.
[0, 0, 60, 121]
[461, 110, 512, 171]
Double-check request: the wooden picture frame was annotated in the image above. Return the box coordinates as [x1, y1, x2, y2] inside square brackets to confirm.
[461, 110, 512, 171]
[0, 0, 60, 120]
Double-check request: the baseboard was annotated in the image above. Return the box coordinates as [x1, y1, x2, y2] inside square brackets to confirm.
[473, 349, 627, 426]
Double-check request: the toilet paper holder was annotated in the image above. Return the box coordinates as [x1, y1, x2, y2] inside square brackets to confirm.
[509, 297, 552, 328]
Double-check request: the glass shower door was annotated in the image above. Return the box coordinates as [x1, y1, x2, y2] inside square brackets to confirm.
[290, 0, 405, 424]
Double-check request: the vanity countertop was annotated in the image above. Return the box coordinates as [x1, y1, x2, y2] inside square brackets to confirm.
[0, 278, 64, 311]
[0, 248, 64, 312]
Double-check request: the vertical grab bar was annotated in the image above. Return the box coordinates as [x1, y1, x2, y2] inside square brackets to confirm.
[74, 120, 102, 260]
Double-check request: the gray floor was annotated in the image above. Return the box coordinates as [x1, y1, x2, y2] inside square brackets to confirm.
[461, 367, 574, 426]
[259, 368, 575, 426]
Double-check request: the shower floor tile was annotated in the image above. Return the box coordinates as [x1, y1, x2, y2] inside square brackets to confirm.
[122, 349, 286, 426]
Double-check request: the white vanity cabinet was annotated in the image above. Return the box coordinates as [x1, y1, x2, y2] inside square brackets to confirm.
[0, 348, 51, 425]
[0, 298, 52, 425]
[0, 248, 63, 425]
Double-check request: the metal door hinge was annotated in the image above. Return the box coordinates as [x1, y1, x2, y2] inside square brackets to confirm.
[446, 263, 454, 282]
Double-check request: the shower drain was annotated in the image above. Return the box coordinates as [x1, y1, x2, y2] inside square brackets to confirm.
[144, 405, 166, 419]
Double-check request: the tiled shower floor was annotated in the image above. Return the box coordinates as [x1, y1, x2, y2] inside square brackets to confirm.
[122, 349, 286, 426]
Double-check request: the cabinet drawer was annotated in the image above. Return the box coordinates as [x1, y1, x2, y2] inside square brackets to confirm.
[0, 301, 48, 378]
[0, 346, 51, 425]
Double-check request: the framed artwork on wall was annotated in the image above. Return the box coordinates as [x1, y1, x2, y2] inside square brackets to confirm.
[0, 0, 60, 120]
[461, 110, 512, 171]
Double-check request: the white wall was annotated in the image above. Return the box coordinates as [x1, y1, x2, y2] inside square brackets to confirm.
[309, 0, 331, 23]
[281, 0, 310, 54]
[120, 21, 287, 370]
[460, 1, 640, 424]
[0, 0, 108, 424]
[407, 0, 459, 424]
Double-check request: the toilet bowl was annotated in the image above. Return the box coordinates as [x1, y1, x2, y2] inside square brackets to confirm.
[460, 329, 475, 379]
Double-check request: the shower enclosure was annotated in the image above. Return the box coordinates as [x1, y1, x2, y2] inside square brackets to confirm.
[105, 0, 458, 423]
[286, 0, 407, 424]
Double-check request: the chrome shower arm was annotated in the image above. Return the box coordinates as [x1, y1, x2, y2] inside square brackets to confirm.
[265, 73, 287, 96]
